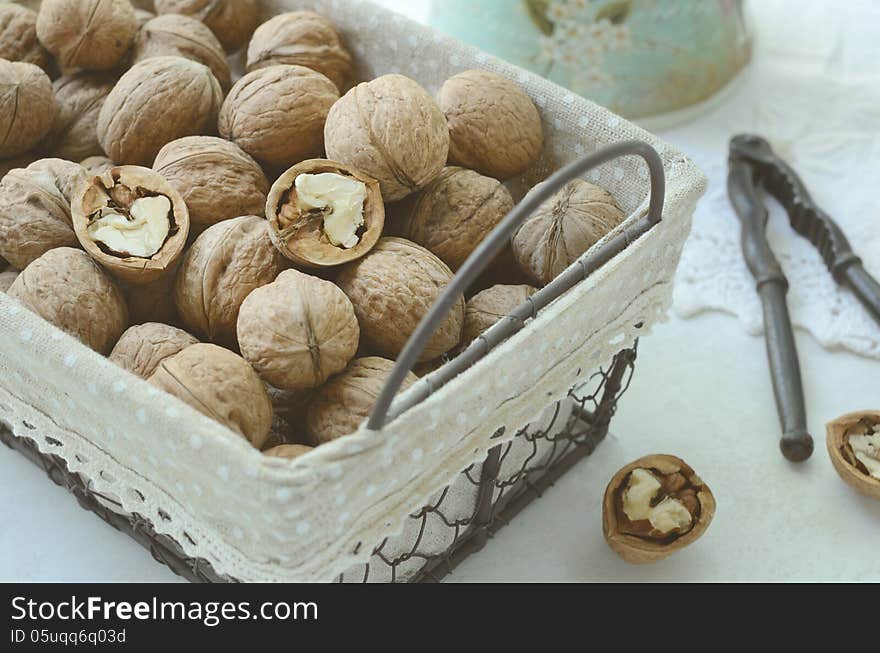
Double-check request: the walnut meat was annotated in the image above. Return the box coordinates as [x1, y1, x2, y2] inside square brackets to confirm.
[153, 136, 269, 237]
[246, 11, 352, 91]
[463, 284, 538, 345]
[46, 72, 115, 161]
[0, 3, 52, 72]
[174, 215, 285, 346]
[154, 0, 261, 53]
[0, 59, 54, 159]
[97, 56, 223, 166]
[238, 269, 360, 391]
[109, 322, 199, 379]
[325, 74, 449, 202]
[149, 343, 273, 449]
[306, 357, 418, 445]
[336, 237, 464, 362]
[512, 179, 625, 285]
[8, 247, 128, 354]
[219, 64, 338, 170]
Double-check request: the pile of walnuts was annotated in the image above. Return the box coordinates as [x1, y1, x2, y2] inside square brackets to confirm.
[0, 1, 627, 460]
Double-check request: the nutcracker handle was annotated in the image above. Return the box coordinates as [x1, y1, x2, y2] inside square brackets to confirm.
[367, 140, 666, 431]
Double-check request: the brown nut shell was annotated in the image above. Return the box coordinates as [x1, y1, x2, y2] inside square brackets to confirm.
[266, 159, 385, 268]
[72, 165, 190, 285]
[47, 72, 115, 161]
[8, 247, 128, 354]
[602, 454, 715, 564]
[121, 266, 180, 326]
[80, 155, 115, 176]
[264, 443, 312, 459]
[826, 411, 880, 500]
[0, 3, 52, 72]
[109, 322, 199, 379]
[462, 284, 538, 346]
[149, 343, 272, 449]
[154, 0, 261, 53]
[0, 59, 54, 159]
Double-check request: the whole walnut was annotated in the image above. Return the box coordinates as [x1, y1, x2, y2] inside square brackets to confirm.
[154, 0, 261, 53]
[462, 284, 538, 345]
[325, 74, 449, 202]
[8, 247, 128, 354]
[219, 64, 338, 170]
[238, 269, 360, 391]
[0, 59, 54, 159]
[36, 0, 137, 71]
[0, 268, 19, 293]
[174, 215, 285, 346]
[153, 136, 269, 237]
[80, 155, 115, 176]
[336, 237, 464, 362]
[46, 72, 115, 161]
[0, 158, 86, 270]
[306, 357, 418, 444]
[512, 179, 625, 285]
[109, 322, 199, 379]
[0, 3, 52, 72]
[397, 166, 514, 271]
[132, 14, 230, 90]
[149, 343, 273, 449]
[438, 69, 544, 180]
[97, 56, 223, 166]
[246, 11, 352, 91]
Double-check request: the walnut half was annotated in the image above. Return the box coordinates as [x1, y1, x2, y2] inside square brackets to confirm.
[826, 411, 880, 500]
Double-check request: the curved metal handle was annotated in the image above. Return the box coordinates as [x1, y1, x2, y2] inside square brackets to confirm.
[367, 140, 666, 431]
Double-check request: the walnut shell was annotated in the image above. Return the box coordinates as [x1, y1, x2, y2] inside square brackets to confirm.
[154, 0, 261, 53]
[80, 155, 115, 176]
[336, 237, 464, 362]
[324, 74, 449, 202]
[8, 246, 127, 354]
[306, 356, 418, 445]
[36, 0, 137, 71]
[72, 165, 190, 285]
[0, 157, 86, 270]
[463, 284, 538, 345]
[46, 72, 115, 161]
[264, 443, 312, 459]
[398, 166, 514, 271]
[109, 322, 198, 379]
[132, 14, 230, 90]
[512, 178, 625, 285]
[135, 9, 156, 29]
[153, 136, 269, 237]
[121, 266, 180, 325]
[0, 59, 54, 159]
[826, 411, 880, 500]
[438, 69, 543, 180]
[97, 56, 223, 166]
[602, 454, 716, 564]
[0, 268, 19, 293]
[266, 159, 385, 268]
[174, 215, 285, 346]
[238, 269, 359, 391]
[0, 3, 52, 72]
[149, 342, 272, 448]
[246, 11, 352, 91]
[218, 64, 338, 170]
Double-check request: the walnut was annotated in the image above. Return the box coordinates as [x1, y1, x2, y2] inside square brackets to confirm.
[246, 11, 352, 91]
[0, 59, 54, 159]
[36, 0, 137, 71]
[46, 72, 115, 161]
[512, 178, 625, 285]
[0, 268, 19, 293]
[266, 159, 385, 268]
[324, 74, 449, 202]
[134, 9, 156, 29]
[149, 343, 273, 449]
[0, 158, 86, 270]
[218, 64, 338, 170]
[0, 3, 52, 72]
[153, 136, 269, 237]
[462, 284, 538, 345]
[154, 0, 261, 53]
[109, 322, 198, 379]
[397, 166, 514, 271]
[72, 165, 189, 285]
[8, 246, 128, 354]
[306, 357, 418, 445]
[97, 56, 223, 166]
[826, 411, 880, 500]
[264, 443, 312, 459]
[336, 237, 464, 362]
[174, 215, 285, 347]
[80, 155, 115, 176]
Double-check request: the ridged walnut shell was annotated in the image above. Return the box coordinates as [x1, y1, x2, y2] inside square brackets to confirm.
[8, 247, 128, 354]
[149, 343, 273, 449]
[602, 454, 716, 564]
[0, 59, 54, 159]
[36, 0, 137, 71]
[154, 0, 261, 53]
[266, 158, 385, 268]
[264, 443, 312, 460]
[439, 69, 544, 180]
[219, 64, 339, 170]
[47, 72, 115, 162]
[80, 155, 115, 176]
[324, 74, 450, 202]
[306, 357, 418, 445]
[72, 165, 190, 285]
[97, 56, 223, 166]
[174, 215, 286, 347]
[238, 269, 360, 391]
[512, 178, 625, 286]
[335, 237, 464, 362]
[463, 284, 538, 345]
[246, 11, 352, 91]
[109, 322, 199, 379]
[826, 411, 880, 500]
[0, 158, 86, 270]
[0, 3, 52, 72]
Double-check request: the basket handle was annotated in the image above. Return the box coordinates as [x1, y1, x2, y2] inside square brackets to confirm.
[367, 140, 666, 431]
